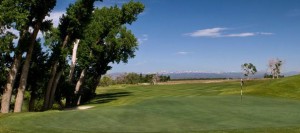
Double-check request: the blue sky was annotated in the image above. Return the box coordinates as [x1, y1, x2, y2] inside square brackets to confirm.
[52, 0, 300, 74]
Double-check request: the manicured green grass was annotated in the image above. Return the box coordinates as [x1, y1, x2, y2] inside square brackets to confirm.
[1, 75, 300, 133]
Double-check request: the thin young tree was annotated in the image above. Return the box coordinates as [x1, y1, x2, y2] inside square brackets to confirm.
[241, 63, 257, 79]
[268, 58, 283, 79]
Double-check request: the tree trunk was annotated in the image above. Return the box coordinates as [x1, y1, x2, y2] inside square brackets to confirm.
[13, 90, 25, 112]
[1, 28, 28, 113]
[69, 39, 80, 83]
[74, 69, 86, 105]
[1, 54, 22, 113]
[48, 70, 63, 109]
[62, 35, 70, 48]
[75, 69, 86, 93]
[43, 61, 59, 110]
[77, 95, 82, 106]
[28, 90, 36, 112]
[14, 22, 41, 113]
[43, 35, 69, 110]
[92, 75, 102, 93]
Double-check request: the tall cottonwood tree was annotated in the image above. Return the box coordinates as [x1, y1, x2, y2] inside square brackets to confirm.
[1, 0, 144, 112]
[43, 0, 101, 110]
[26, 40, 50, 111]
[73, 1, 144, 105]
[14, 0, 56, 113]
[0, 0, 31, 113]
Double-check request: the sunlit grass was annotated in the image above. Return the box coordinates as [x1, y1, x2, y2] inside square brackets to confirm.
[1, 75, 300, 133]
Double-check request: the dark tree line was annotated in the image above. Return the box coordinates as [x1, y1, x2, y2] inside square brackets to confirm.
[0, 0, 144, 113]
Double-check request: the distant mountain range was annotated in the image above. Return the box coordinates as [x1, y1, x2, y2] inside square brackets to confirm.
[165, 71, 299, 79]
[107, 71, 299, 80]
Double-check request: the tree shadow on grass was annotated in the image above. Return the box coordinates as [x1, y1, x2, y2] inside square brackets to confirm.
[90, 92, 132, 104]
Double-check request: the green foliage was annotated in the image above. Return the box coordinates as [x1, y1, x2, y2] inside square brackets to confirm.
[44, 27, 62, 61]
[0, 0, 30, 31]
[29, 99, 44, 111]
[159, 75, 171, 82]
[26, 40, 51, 109]
[264, 73, 273, 78]
[264, 73, 284, 79]
[100, 76, 114, 87]
[0, 32, 15, 93]
[49, 0, 99, 64]
[59, 0, 101, 42]
[143, 74, 153, 83]
[30, 0, 56, 21]
[78, 3, 144, 68]
[0, 32, 16, 51]
[40, 20, 53, 33]
[121, 1, 145, 25]
[43, 0, 103, 109]
[0, 0, 55, 34]
[73, 1, 144, 104]
[0, 0, 32, 57]
[1, 0, 145, 110]
[141, 74, 169, 83]
[124, 73, 140, 84]
[100, 73, 171, 86]
[0, 0, 56, 113]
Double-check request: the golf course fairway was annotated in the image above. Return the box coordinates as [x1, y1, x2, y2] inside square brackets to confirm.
[1, 75, 300, 133]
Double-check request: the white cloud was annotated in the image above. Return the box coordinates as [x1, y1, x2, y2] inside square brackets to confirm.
[46, 11, 65, 28]
[3, 12, 64, 45]
[185, 27, 274, 38]
[226, 32, 274, 37]
[27, 27, 44, 39]
[5, 28, 20, 45]
[258, 32, 274, 35]
[185, 27, 226, 37]
[138, 34, 148, 44]
[176, 51, 192, 55]
[37, 31, 44, 39]
[6, 28, 19, 37]
[225, 32, 255, 37]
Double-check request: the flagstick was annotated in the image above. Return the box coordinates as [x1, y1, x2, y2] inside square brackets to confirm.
[241, 85, 243, 102]
[240, 79, 244, 102]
